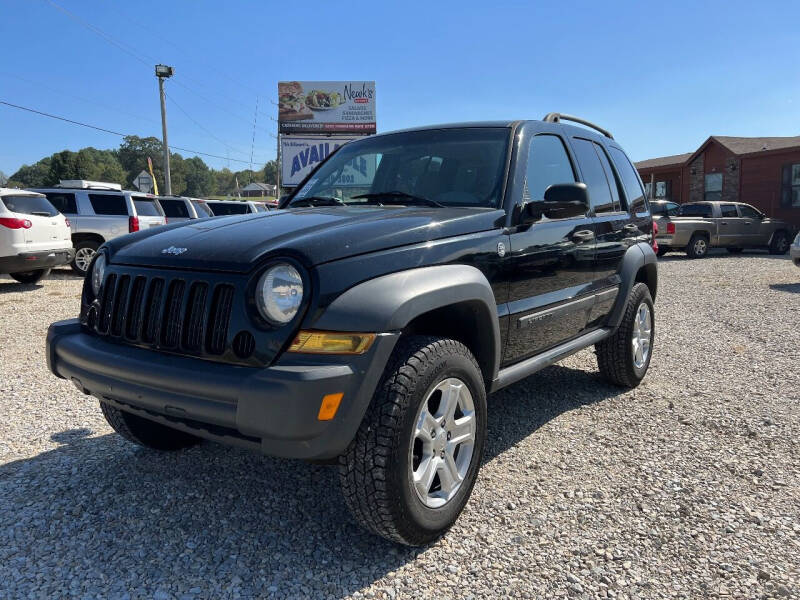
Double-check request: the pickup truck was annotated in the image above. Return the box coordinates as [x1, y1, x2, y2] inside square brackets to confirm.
[654, 200, 795, 258]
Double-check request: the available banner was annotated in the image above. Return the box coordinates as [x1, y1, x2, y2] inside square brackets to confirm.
[278, 81, 376, 134]
[281, 136, 374, 187]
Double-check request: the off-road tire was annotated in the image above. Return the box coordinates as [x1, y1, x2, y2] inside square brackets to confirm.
[71, 240, 99, 275]
[769, 231, 790, 255]
[339, 336, 487, 546]
[595, 283, 654, 388]
[726, 247, 744, 254]
[686, 233, 709, 258]
[9, 269, 50, 284]
[100, 402, 201, 450]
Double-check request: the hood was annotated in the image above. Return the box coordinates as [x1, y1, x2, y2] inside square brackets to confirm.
[107, 206, 506, 273]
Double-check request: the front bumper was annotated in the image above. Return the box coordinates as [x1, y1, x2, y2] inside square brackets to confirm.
[47, 319, 398, 459]
[0, 248, 75, 273]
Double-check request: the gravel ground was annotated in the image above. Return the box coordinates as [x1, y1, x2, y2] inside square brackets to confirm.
[1, 252, 799, 599]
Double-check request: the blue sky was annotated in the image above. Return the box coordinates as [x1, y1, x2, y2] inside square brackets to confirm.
[2, 0, 799, 176]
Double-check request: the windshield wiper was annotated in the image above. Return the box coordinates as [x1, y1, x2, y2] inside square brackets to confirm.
[351, 191, 445, 208]
[289, 195, 346, 207]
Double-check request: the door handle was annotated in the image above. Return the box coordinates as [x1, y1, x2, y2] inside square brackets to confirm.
[572, 230, 595, 242]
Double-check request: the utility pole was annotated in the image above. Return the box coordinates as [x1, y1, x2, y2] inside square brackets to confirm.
[155, 64, 174, 195]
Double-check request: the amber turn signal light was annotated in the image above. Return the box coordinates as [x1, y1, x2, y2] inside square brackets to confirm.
[318, 393, 343, 421]
[288, 331, 376, 355]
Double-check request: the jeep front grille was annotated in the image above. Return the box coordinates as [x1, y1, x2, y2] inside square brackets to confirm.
[92, 271, 235, 358]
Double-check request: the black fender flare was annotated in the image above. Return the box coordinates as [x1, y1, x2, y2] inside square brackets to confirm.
[606, 242, 658, 328]
[312, 265, 502, 380]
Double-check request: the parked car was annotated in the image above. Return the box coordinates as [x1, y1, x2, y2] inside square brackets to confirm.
[654, 201, 795, 258]
[31, 180, 167, 274]
[46, 114, 657, 545]
[0, 188, 73, 283]
[791, 232, 800, 268]
[204, 200, 261, 216]
[157, 196, 215, 222]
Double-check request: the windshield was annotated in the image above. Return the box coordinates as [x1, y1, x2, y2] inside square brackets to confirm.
[1, 195, 59, 217]
[192, 200, 214, 217]
[288, 127, 509, 208]
[133, 198, 162, 216]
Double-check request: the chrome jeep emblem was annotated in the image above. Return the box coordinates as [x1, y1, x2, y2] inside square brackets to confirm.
[161, 246, 188, 256]
[497, 242, 506, 257]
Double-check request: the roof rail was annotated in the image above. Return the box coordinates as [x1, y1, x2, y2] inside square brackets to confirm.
[542, 113, 613, 139]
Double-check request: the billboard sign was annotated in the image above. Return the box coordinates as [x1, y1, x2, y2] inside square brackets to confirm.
[281, 136, 374, 187]
[278, 81, 376, 134]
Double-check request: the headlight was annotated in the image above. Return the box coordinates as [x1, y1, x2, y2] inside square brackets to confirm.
[256, 263, 303, 325]
[90, 253, 106, 296]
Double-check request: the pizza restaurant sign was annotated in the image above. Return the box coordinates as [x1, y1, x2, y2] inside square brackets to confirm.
[277, 81, 376, 134]
[281, 136, 374, 186]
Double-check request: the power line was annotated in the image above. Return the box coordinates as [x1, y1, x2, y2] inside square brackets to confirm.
[165, 91, 250, 157]
[0, 100, 272, 166]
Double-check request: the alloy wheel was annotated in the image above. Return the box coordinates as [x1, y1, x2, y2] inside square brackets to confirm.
[632, 302, 652, 369]
[693, 238, 707, 256]
[74, 247, 96, 273]
[410, 377, 476, 508]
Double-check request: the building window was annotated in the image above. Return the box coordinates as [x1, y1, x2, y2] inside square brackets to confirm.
[781, 163, 800, 207]
[704, 173, 723, 201]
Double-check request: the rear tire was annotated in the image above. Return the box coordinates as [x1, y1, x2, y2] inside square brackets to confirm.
[686, 233, 709, 258]
[100, 402, 201, 450]
[9, 269, 50, 284]
[596, 282, 654, 388]
[769, 231, 790, 255]
[339, 336, 487, 546]
[72, 240, 99, 275]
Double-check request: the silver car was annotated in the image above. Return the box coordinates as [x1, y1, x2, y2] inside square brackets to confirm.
[32, 180, 167, 274]
[157, 196, 215, 222]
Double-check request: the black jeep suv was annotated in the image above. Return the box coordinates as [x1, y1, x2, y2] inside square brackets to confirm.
[47, 114, 657, 545]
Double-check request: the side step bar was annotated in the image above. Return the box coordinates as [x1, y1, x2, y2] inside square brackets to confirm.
[490, 327, 612, 393]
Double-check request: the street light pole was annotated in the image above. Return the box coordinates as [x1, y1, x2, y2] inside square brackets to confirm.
[155, 64, 174, 196]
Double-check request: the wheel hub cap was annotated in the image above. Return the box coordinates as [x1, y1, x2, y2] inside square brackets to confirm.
[632, 302, 652, 369]
[410, 377, 476, 508]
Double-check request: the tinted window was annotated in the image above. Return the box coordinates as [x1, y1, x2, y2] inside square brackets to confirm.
[1, 195, 59, 217]
[594, 144, 624, 211]
[738, 204, 761, 219]
[651, 202, 680, 217]
[88, 193, 128, 216]
[254, 203, 268, 212]
[524, 134, 575, 202]
[572, 138, 615, 213]
[44, 192, 77, 214]
[679, 203, 713, 218]
[159, 198, 190, 218]
[132, 197, 161, 216]
[207, 202, 249, 215]
[720, 204, 738, 217]
[608, 147, 647, 213]
[192, 200, 213, 217]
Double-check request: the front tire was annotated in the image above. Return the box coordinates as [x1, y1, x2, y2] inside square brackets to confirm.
[339, 336, 487, 546]
[686, 233, 709, 258]
[769, 231, 790, 255]
[100, 402, 201, 450]
[9, 269, 50, 284]
[596, 282, 654, 388]
[72, 240, 99, 275]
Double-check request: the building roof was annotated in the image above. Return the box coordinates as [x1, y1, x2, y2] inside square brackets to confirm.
[241, 182, 276, 191]
[710, 135, 800, 155]
[634, 152, 694, 170]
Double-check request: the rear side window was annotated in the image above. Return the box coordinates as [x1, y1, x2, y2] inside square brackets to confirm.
[158, 199, 189, 218]
[1, 195, 59, 217]
[132, 197, 161, 216]
[679, 203, 713, 218]
[720, 204, 738, 217]
[208, 202, 249, 215]
[738, 204, 761, 219]
[44, 192, 77, 214]
[572, 138, 616, 213]
[524, 134, 576, 202]
[651, 202, 680, 217]
[192, 200, 213, 217]
[88, 193, 128, 216]
[608, 147, 647, 213]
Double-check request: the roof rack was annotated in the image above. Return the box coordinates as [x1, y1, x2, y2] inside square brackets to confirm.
[56, 179, 123, 191]
[542, 113, 613, 139]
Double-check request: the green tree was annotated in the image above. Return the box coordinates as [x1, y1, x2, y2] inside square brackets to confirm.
[10, 157, 53, 187]
[183, 156, 214, 197]
[263, 160, 278, 185]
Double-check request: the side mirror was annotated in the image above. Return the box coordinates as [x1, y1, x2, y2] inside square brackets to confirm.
[522, 183, 590, 223]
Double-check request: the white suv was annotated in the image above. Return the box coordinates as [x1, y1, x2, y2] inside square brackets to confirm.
[0, 188, 73, 283]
